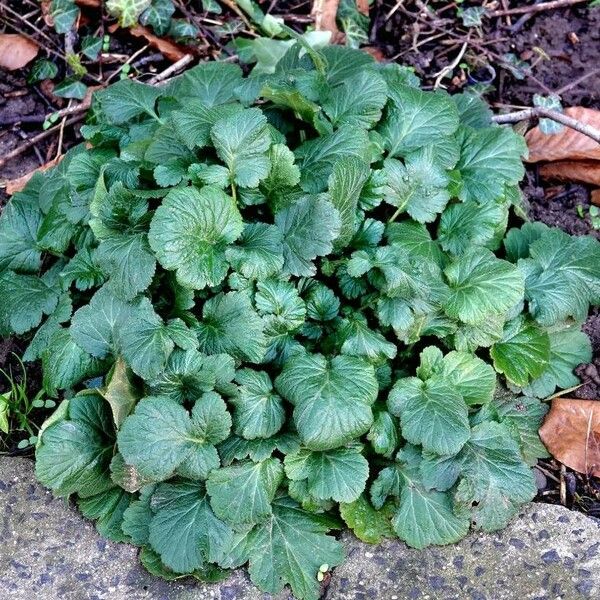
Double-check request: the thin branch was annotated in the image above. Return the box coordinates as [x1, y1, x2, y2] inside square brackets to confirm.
[0, 58, 199, 171]
[493, 107, 600, 143]
[433, 41, 468, 88]
[488, 0, 588, 18]
[0, 116, 85, 169]
[148, 53, 194, 84]
[555, 68, 600, 96]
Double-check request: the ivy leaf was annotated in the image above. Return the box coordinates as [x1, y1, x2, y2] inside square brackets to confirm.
[106, 0, 151, 27]
[225, 223, 284, 280]
[149, 186, 243, 290]
[232, 369, 285, 439]
[456, 422, 537, 531]
[523, 325, 591, 398]
[490, 316, 551, 386]
[149, 481, 233, 573]
[284, 446, 369, 503]
[444, 248, 524, 325]
[50, 0, 80, 34]
[139, 0, 175, 35]
[36, 393, 114, 498]
[275, 353, 378, 450]
[383, 149, 450, 223]
[220, 497, 344, 600]
[388, 376, 470, 455]
[53, 78, 87, 100]
[207, 458, 283, 525]
[211, 108, 272, 187]
[196, 292, 267, 363]
[295, 126, 370, 193]
[377, 85, 459, 156]
[275, 194, 341, 277]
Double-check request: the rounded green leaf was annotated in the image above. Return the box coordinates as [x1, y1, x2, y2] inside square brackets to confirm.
[490, 316, 550, 386]
[149, 186, 243, 290]
[275, 353, 378, 450]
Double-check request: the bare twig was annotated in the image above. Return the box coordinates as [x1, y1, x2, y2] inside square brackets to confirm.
[489, 0, 588, 18]
[105, 44, 150, 84]
[492, 107, 600, 143]
[555, 68, 600, 96]
[148, 53, 194, 84]
[0, 116, 84, 169]
[433, 41, 468, 88]
[0, 59, 199, 171]
[385, 0, 405, 21]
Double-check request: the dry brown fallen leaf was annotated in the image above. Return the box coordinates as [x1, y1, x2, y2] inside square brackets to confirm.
[362, 46, 385, 61]
[592, 189, 600, 206]
[539, 398, 600, 477]
[5, 155, 64, 195]
[0, 34, 39, 71]
[539, 160, 600, 187]
[526, 107, 600, 163]
[128, 25, 187, 63]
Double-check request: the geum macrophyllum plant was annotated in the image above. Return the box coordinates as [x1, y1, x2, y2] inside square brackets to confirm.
[1, 43, 599, 599]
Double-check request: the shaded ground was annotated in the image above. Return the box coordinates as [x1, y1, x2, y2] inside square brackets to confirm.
[3, 456, 600, 600]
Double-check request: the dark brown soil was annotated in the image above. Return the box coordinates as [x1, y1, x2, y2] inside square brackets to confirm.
[372, 3, 600, 107]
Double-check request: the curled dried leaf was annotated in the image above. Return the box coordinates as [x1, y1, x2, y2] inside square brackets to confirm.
[526, 107, 600, 163]
[128, 25, 187, 62]
[539, 398, 600, 477]
[539, 160, 600, 187]
[0, 34, 39, 71]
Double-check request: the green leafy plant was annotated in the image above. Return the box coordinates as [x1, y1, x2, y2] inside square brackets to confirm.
[0, 44, 598, 599]
[0, 355, 54, 450]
